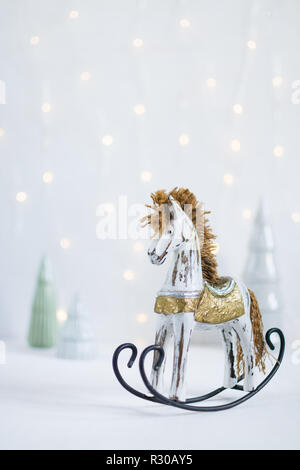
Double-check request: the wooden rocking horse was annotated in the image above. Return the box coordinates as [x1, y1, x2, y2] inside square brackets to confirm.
[113, 188, 285, 411]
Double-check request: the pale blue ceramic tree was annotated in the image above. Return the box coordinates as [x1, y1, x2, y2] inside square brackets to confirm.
[57, 294, 97, 360]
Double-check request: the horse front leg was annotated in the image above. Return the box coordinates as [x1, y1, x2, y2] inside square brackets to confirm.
[151, 314, 171, 394]
[170, 312, 194, 402]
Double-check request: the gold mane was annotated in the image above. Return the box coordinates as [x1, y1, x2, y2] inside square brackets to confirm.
[142, 187, 219, 284]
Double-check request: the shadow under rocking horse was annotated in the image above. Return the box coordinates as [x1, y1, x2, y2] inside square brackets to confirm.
[113, 188, 285, 411]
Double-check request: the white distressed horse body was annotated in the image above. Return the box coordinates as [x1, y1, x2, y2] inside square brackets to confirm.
[148, 196, 258, 402]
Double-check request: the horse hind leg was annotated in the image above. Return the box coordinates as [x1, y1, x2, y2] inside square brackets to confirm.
[221, 327, 238, 389]
[233, 317, 256, 392]
[151, 314, 171, 394]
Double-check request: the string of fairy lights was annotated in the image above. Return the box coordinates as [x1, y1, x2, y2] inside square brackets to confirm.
[2, 8, 299, 329]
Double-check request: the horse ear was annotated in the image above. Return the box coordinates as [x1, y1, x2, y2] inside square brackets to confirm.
[169, 195, 194, 240]
[169, 195, 183, 220]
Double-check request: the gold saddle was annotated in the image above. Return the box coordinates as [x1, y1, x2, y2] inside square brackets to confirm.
[154, 277, 245, 324]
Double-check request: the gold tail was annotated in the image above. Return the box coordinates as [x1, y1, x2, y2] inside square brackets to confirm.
[236, 289, 267, 378]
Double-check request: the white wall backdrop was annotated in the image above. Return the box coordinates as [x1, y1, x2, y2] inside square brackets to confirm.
[0, 0, 300, 347]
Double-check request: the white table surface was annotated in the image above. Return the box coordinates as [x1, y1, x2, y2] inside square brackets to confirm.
[1, 340, 299, 450]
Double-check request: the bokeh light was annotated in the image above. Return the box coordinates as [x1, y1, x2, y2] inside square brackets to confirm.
[60, 238, 71, 249]
[179, 134, 190, 146]
[206, 78, 216, 88]
[102, 135, 114, 146]
[42, 171, 53, 183]
[136, 313, 148, 323]
[233, 104, 243, 114]
[223, 173, 234, 185]
[57, 309, 67, 323]
[140, 171, 152, 182]
[16, 192, 27, 203]
[30, 36, 39, 45]
[133, 38, 143, 48]
[123, 270, 135, 281]
[41, 103, 51, 113]
[273, 145, 284, 157]
[134, 104, 146, 115]
[231, 139, 241, 152]
[180, 19, 190, 28]
[247, 40, 256, 49]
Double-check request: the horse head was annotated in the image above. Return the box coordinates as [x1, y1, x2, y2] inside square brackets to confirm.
[148, 196, 199, 265]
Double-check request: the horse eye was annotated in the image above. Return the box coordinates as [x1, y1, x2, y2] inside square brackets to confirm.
[168, 229, 172, 234]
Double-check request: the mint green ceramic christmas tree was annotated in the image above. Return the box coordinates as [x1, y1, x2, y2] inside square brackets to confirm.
[28, 256, 58, 347]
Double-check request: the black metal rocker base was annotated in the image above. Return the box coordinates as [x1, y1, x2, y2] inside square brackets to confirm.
[112, 328, 285, 412]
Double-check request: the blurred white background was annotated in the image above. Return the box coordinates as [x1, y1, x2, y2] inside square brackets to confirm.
[0, 0, 299, 348]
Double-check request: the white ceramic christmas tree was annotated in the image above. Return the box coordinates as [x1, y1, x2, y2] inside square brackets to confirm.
[57, 294, 97, 360]
[28, 256, 58, 347]
[243, 200, 282, 331]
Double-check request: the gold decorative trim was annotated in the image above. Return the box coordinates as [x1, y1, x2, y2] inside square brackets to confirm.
[154, 280, 245, 324]
[194, 283, 244, 324]
[154, 296, 199, 314]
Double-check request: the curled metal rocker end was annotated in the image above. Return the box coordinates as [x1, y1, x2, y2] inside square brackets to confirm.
[112, 342, 159, 403]
[113, 343, 137, 368]
[140, 345, 165, 371]
[266, 328, 285, 357]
